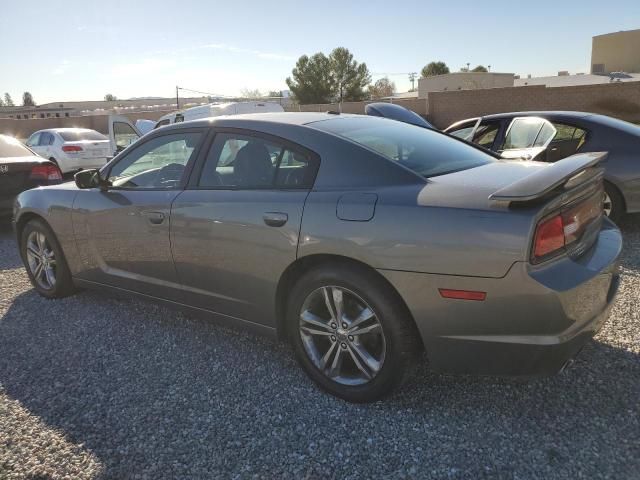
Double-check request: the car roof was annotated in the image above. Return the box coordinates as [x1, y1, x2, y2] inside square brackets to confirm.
[479, 111, 592, 120]
[168, 112, 352, 129]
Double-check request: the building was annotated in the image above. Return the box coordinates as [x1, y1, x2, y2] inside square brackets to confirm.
[417, 72, 514, 98]
[591, 29, 640, 74]
[0, 105, 77, 119]
[515, 72, 640, 87]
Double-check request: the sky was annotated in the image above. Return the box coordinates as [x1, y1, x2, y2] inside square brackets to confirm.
[0, 0, 639, 103]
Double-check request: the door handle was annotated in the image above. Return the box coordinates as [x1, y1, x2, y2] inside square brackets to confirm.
[142, 211, 165, 225]
[263, 212, 288, 227]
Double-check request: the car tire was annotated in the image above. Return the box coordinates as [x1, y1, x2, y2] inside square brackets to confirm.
[604, 182, 624, 224]
[20, 218, 77, 299]
[286, 263, 420, 403]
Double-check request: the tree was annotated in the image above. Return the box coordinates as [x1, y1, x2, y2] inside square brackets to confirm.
[421, 61, 450, 78]
[4, 93, 14, 107]
[0, 97, 4, 107]
[240, 88, 262, 98]
[472, 65, 488, 72]
[286, 53, 334, 104]
[286, 47, 371, 104]
[329, 47, 371, 102]
[267, 90, 283, 97]
[104, 93, 117, 101]
[22, 92, 35, 106]
[368, 77, 396, 99]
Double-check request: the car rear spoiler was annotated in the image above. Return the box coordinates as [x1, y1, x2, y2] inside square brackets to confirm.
[489, 152, 607, 203]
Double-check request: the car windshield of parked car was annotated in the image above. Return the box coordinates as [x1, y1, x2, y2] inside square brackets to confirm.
[314, 117, 493, 178]
[0, 135, 33, 157]
[59, 130, 108, 142]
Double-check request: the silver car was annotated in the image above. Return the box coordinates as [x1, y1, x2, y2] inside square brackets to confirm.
[14, 113, 622, 402]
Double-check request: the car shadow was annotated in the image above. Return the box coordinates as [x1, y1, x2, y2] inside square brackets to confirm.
[0, 282, 638, 478]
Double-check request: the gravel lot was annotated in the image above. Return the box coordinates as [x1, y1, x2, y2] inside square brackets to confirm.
[0, 216, 639, 480]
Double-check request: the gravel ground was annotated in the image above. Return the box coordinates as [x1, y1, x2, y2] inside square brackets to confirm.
[0, 217, 639, 480]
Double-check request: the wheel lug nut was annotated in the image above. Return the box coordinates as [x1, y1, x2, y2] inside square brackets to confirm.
[330, 335, 336, 342]
[348, 335, 354, 341]
[340, 342, 347, 349]
[331, 323, 337, 329]
[342, 323, 348, 329]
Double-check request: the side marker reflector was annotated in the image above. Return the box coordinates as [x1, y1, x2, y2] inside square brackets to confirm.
[438, 289, 486, 301]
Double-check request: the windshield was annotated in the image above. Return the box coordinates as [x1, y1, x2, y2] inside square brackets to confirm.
[59, 130, 108, 141]
[0, 135, 33, 158]
[313, 117, 493, 178]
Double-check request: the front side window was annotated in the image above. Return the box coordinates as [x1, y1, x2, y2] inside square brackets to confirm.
[114, 122, 140, 150]
[0, 135, 33, 157]
[447, 122, 476, 141]
[502, 118, 556, 150]
[473, 122, 500, 148]
[314, 117, 493, 178]
[108, 132, 203, 189]
[198, 133, 316, 189]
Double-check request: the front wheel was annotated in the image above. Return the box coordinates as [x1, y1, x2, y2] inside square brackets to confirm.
[287, 264, 420, 403]
[20, 219, 77, 298]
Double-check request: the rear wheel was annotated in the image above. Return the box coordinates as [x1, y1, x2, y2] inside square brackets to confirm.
[287, 264, 420, 403]
[604, 182, 624, 223]
[20, 219, 77, 298]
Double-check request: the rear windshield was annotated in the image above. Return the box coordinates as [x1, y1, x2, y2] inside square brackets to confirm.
[313, 117, 493, 178]
[59, 130, 108, 141]
[0, 135, 33, 157]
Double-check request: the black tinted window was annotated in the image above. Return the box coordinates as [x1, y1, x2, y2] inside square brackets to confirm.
[199, 133, 316, 189]
[0, 136, 33, 157]
[314, 117, 492, 178]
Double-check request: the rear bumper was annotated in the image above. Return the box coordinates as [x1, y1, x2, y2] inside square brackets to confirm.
[58, 156, 109, 173]
[0, 197, 13, 217]
[380, 220, 623, 376]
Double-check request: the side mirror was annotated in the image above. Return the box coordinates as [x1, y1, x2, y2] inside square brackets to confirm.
[75, 169, 109, 190]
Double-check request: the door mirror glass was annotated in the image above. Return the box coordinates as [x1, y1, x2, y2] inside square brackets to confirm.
[74, 169, 103, 189]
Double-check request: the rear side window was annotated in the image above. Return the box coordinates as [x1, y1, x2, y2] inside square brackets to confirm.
[198, 133, 317, 189]
[59, 130, 108, 141]
[0, 136, 33, 157]
[314, 117, 493, 178]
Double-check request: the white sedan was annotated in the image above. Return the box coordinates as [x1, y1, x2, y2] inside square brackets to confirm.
[26, 128, 113, 174]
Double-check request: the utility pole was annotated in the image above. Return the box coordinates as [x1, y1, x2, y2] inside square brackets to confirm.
[408, 72, 417, 91]
[176, 86, 179, 109]
[488, 65, 491, 72]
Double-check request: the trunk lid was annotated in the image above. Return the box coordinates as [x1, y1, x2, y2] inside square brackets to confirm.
[65, 140, 111, 159]
[0, 157, 42, 195]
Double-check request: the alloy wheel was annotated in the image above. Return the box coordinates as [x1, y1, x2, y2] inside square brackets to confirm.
[26, 231, 57, 290]
[299, 286, 386, 386]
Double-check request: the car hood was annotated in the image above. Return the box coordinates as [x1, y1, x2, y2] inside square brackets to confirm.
[417, 159, 548, 210]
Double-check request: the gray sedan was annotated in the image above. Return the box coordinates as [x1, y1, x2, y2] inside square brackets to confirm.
[14, 113, 622, 402]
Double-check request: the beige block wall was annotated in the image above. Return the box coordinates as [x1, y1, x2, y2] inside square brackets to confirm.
[0, 110, 172, 140]
[591, 30, 640, 73]
[418, 73, 514, 98]
[427, 81, 640, 128]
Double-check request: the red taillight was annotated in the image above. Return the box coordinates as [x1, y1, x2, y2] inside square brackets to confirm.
[532, 192, 603, 263]
[62, 145, 83, 152]
[30, 164, 63, 182]
[438, 289, 487, 301]
[533, 215, 565, 259]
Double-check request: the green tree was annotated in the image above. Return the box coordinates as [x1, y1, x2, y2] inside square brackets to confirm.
[286, 48, 371, 104]
[267, 90, 283, 97]
[104, 93, 117, 101]
[286, 53, 334, 104]
[329, 47, 371, 102]
[368, 77, 396, 99]
[0, 97, 4, 107]
[22, 91, 35, 106]
[4, 93, 14, 106]
[421, 61, 450, 78]
[472, 65, 488, 72]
